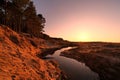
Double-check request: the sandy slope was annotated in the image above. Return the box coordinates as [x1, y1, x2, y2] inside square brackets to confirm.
[0, 26, 61, 80]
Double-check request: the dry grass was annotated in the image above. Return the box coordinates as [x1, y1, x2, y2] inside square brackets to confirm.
[61, 42, 120, 80]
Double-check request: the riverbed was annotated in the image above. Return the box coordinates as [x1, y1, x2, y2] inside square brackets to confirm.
[45, 47, 99, 80]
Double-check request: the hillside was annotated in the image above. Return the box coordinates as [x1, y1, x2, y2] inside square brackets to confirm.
[0, 25, 67, 80]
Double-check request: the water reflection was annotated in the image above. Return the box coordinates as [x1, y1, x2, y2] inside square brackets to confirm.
[46, 47, 99, 80]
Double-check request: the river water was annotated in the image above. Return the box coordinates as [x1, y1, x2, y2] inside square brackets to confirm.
[46, 47, 99, 80]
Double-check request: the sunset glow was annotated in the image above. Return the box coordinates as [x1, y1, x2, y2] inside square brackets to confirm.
[78, 32, 90, 41]
[71, 31, 91, 42]
[33, 0, 120, 42]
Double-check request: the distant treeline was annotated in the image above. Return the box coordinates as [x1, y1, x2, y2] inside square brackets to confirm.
[0, 0, 45, 37]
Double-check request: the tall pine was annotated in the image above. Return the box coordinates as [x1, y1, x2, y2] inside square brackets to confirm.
[24, 1, 45, 37]
[0, 0, 46, 37]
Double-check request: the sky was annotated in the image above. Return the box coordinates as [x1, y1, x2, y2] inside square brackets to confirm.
[33, 0, 120, 42]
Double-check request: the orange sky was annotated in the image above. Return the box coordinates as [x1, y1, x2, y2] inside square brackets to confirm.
[33, 0, 120, 42]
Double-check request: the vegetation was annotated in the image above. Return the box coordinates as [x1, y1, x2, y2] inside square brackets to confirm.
[0, 0, 45, 37]
[9, 34, 19, 44]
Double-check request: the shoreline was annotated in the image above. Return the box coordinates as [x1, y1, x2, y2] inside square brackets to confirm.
[38, 46, 75, 80]
[0, 26, 71, 80]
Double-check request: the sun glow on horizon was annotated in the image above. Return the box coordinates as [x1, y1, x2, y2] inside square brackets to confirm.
[65, 31, 93, 42]
[74, 32, 91, 41]
[34, 0, 120, 43]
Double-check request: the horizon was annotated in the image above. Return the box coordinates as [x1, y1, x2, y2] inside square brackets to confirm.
[33, 0, 120, 42]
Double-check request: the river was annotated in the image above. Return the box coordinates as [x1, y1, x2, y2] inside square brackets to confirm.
[46, 47, 99, 80]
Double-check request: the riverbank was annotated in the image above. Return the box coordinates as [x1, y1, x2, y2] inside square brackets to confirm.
[0, 26, 71, 80]
[45, 47, 99, 80]
[37, 45, 75, 59]
[61, 42, 120, 80]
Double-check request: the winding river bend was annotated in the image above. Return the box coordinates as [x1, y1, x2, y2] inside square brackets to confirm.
[46, 47, 99, 80]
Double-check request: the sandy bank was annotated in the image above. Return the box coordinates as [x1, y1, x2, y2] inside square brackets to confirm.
[0, 26, 68, 80]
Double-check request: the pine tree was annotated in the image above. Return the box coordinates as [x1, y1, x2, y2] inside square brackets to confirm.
[24, 1, 45, 37]
[0, 0, 5, 25]
[0, 0, 46, 37]
[11, 0, 30, 32]
[38, 14, 46, 32]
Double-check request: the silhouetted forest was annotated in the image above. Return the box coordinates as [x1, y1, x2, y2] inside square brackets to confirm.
[0, 0, 45, 37]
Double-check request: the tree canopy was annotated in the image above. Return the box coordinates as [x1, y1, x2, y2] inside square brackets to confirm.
[0, 0, 45, 37]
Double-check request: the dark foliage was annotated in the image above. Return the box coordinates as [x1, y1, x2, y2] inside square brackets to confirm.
[29, 40, 37, 47]
[0, 37, 4, 42]
[39, 33, 50, 40]
[0, 0, 46, 37]
[10, 35, 19, 44]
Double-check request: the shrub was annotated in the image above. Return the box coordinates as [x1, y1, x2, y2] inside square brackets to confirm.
[30, 40, 37, 47]
[10, 35, 19, 44]
[0, 37, 4, 42]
